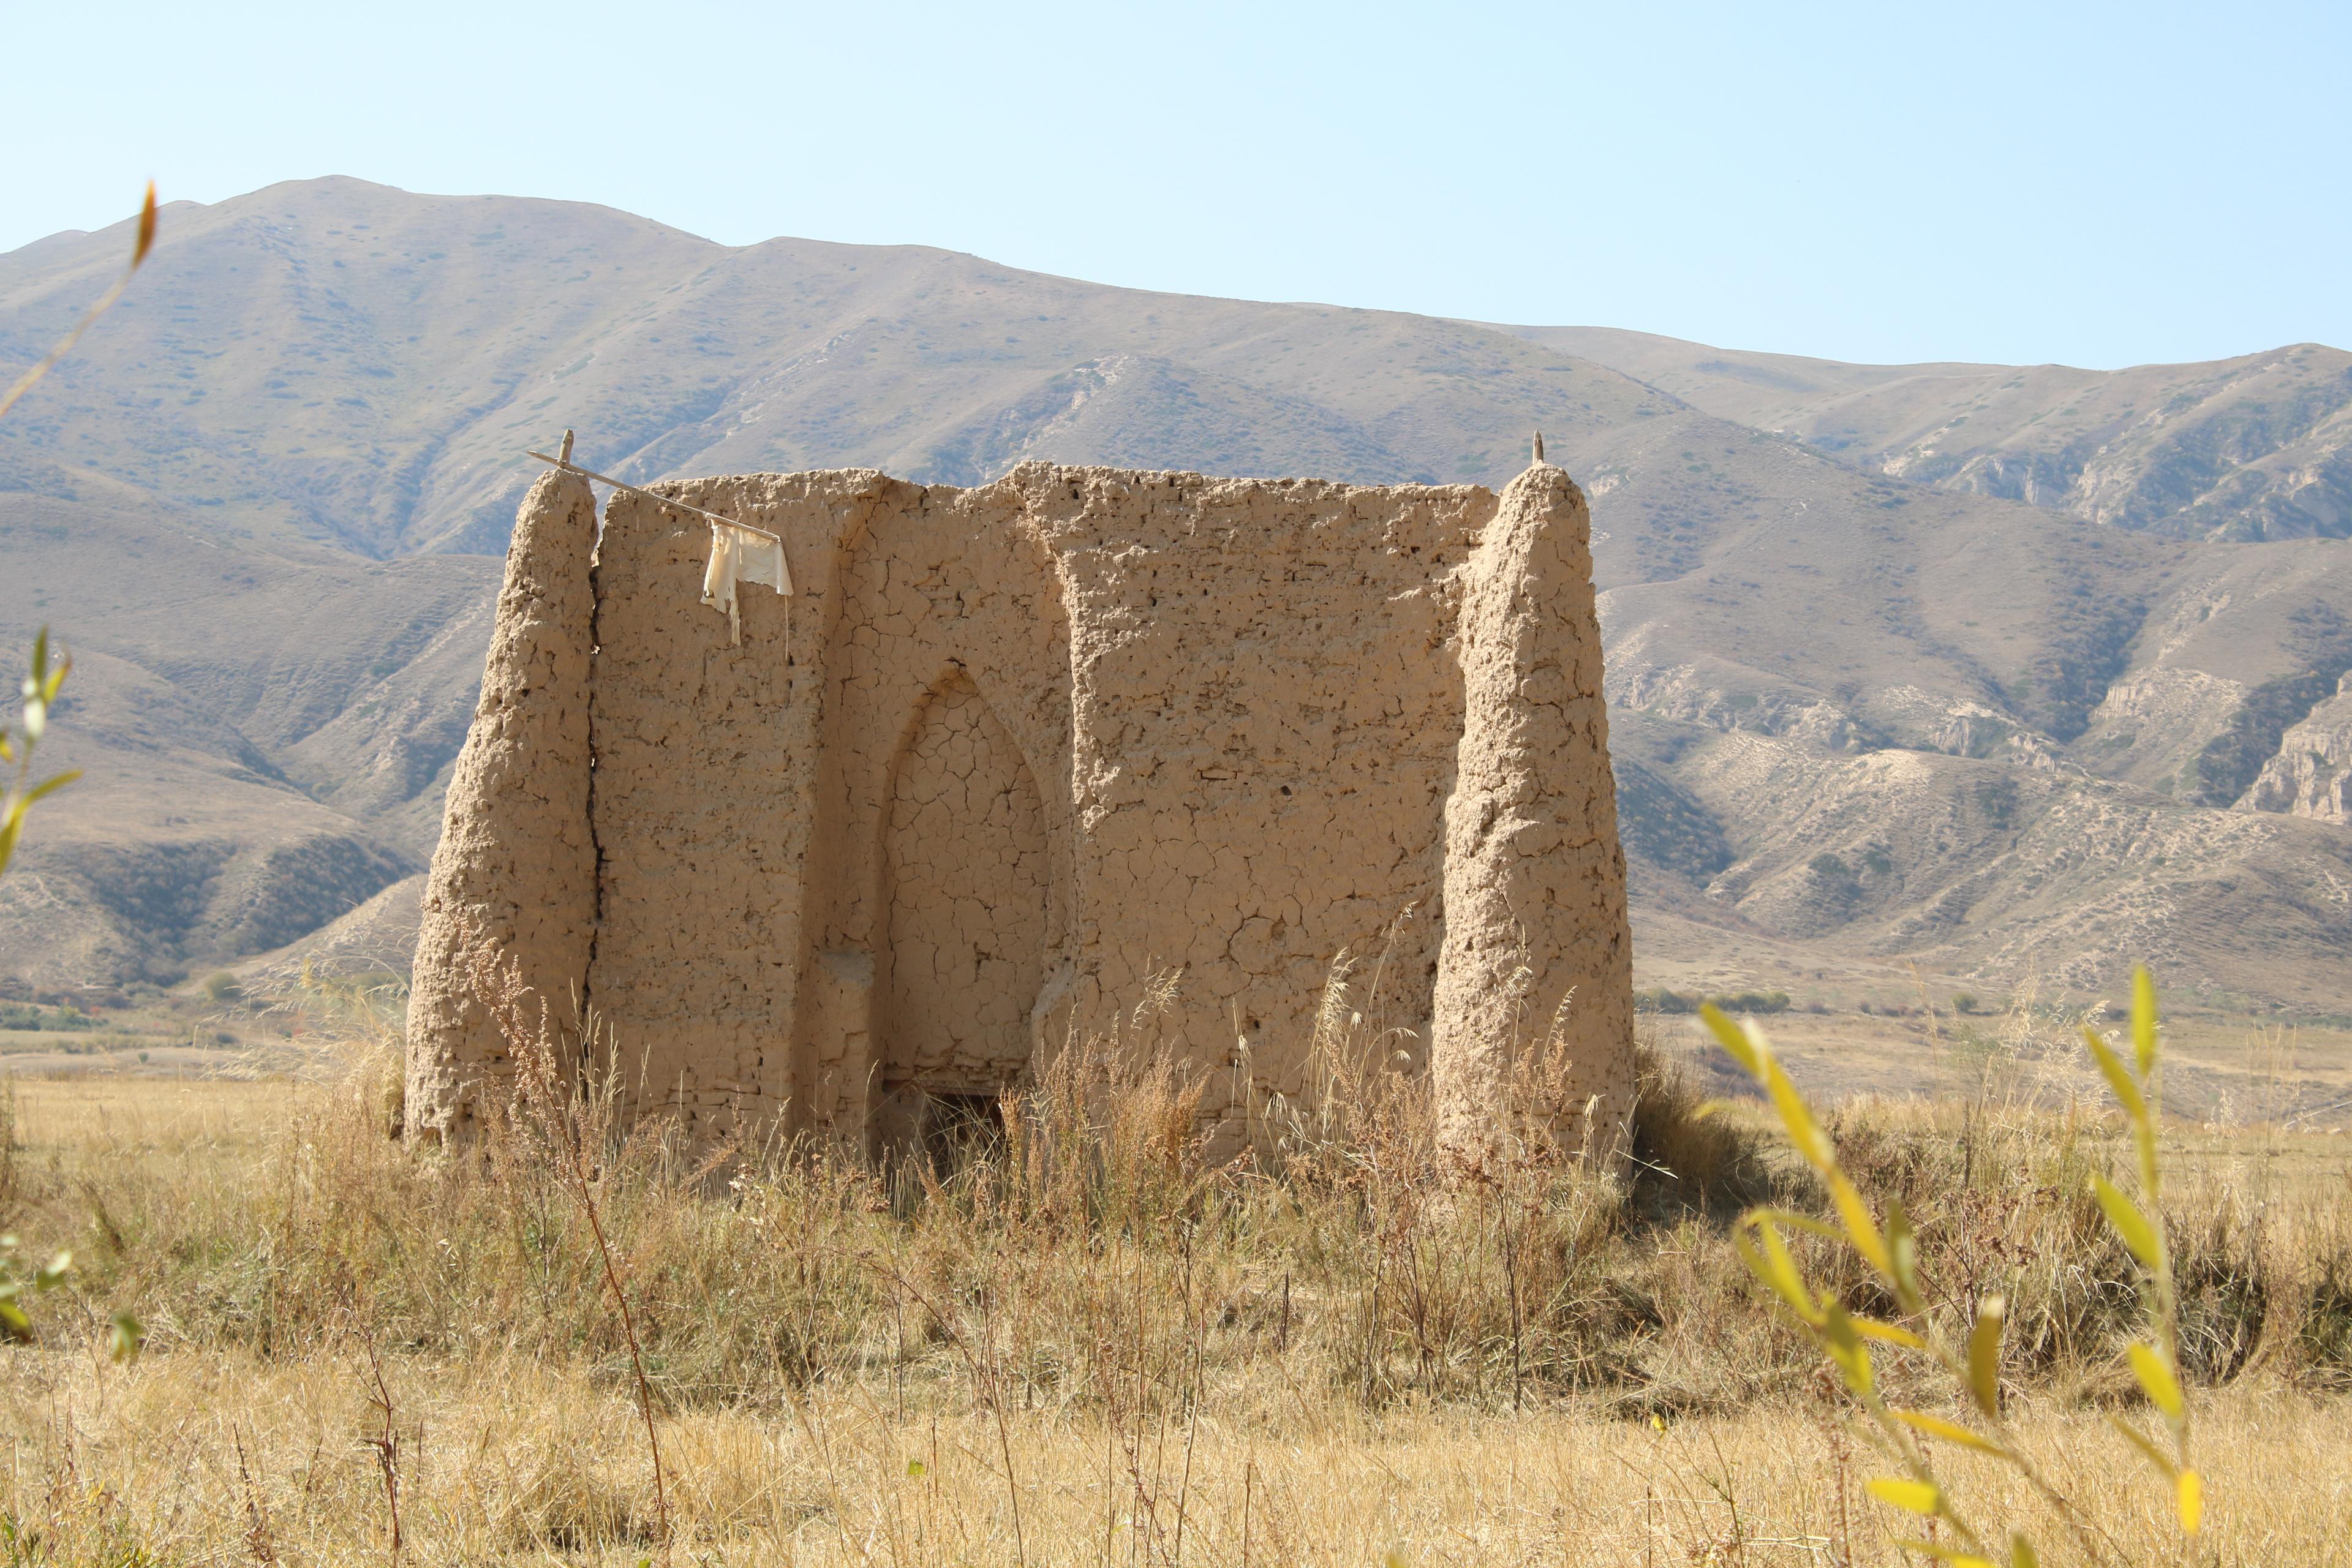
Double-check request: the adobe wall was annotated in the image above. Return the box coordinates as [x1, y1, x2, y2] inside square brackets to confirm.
[407, 458, 1635, 1160]
[405, 469, 598, 1137]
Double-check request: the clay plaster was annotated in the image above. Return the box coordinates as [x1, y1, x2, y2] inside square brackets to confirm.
[405, 459, 1634, 1159]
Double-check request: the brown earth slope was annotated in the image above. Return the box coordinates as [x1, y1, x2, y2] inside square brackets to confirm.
[2, 179, 2346, 1014]
[1509, 325, 2352, 543]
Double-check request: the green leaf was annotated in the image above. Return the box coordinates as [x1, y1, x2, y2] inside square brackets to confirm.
[1850, 1316, 1928, 1349]
[1886, 1197, 1921, 1310]
[108, 1311, 143, 1363]
[906, 1458, 927, 1478]
[2131, 968, 2159, 1076]
[0, 1300, 29, 1343]
[2092, 1177, 2163, 1268]
[1826, 1169, 1896, 1280]
[1735, 1224, 1819, 1326]
[1822, 1302, 1874, 1396]
[34, 638, 67, 706]
[1967, 1295, 2004, 1417]
[2080, 1025, 2146, 1127]
[31, 1252, 69, 1292]
[1891, 1408, 2004, 1455]
[23, 771, 78, 806]
[1762, 1057, 1837, 1174]
[1709, 1013, 1896, 1276]
[2009, 1534, 2040, 1568]
[2128, 1341, 2184, 1422]
[1743, 1207, 1845, 1245]
[1698, 1003, 1763, 1077]
[2105, 1412, 2175, 1477]
[1865, 1477, 1940, 1516]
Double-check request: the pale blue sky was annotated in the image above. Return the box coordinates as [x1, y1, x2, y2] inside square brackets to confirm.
[6, 0, 2346, 368]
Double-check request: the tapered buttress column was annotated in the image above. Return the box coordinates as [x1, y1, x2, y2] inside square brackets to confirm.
[1431, 461, 1635, 1166]
[405, 471, 600, 1138]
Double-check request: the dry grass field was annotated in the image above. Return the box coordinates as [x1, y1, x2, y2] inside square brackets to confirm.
[0, 990, 2348, 1566]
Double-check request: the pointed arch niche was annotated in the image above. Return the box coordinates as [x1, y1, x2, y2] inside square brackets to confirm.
[877, 671, 1051, 1101]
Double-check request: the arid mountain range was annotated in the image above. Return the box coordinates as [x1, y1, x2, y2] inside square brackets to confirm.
[4, 178, 2347, 1016]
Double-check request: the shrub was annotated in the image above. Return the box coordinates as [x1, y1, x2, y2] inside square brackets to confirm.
[1702, 968, 2206, 1560]
[1637, 986, 1790, 1016]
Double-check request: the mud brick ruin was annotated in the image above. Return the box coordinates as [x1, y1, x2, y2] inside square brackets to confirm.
[405, 454, 1635, 1159]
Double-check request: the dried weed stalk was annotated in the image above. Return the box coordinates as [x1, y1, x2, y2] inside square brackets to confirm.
[464, 940, 669, 1552]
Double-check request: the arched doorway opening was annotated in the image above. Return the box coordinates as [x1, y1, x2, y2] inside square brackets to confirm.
[873, 671, 1050, 1159]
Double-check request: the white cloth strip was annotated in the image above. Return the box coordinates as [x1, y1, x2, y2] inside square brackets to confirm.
[701, 521, 791, 646]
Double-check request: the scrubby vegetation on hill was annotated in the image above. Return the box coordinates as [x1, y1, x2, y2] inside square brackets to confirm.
[2193, 606, 2352, 805]
[1637, 985, 1792, 1016]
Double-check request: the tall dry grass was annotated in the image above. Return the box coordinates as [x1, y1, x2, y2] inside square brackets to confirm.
[0, 968, 2346, 1563]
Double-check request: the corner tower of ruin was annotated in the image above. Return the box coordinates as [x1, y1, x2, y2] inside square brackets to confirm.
[405, 457, 1635, 1159]
[1431, 460, 1635, 1163]
[406, 470, 600, 1137]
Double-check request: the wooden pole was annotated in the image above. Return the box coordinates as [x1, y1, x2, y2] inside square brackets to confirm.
[524, 449, 792, 594]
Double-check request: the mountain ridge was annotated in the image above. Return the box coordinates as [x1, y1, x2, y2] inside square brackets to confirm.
[4, 179, 2347, 1015]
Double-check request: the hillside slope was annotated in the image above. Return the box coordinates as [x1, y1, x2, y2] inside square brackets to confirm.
[1512, 325, 2352, 543]
[4, 180, 2347, 1014]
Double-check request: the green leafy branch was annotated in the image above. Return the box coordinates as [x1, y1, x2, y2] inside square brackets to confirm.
[0, 631, 77, 883]
[1700, 965, 2198, 1567]
[0, 1235, 73, 1343]
[0, 635, 140, 1362]
[2081, 970, 2199, 1534]
[0, 184, 153, 1367]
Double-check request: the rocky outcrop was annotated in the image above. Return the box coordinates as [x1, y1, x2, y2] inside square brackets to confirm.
[2240, 675, 2352, 825]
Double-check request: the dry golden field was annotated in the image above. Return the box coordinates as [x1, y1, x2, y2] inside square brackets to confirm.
[0, 993, 2347, 1567]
